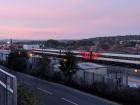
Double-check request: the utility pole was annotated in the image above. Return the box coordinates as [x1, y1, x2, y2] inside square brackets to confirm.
[7, 39, 13, 52]
[10, 39, 13, 51]
[136, 44, 138, 53]
[42, 41, 44, 54]
[40, 41, 44, 55]
[136, 35, 139, 53]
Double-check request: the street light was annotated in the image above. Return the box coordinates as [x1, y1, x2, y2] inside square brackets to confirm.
[134, 69, 138, 73]
[18, 51, 21, 55]
[64, 59, 67, 62]
[29, 53, 33, 58]
[7, 41, 10, 44]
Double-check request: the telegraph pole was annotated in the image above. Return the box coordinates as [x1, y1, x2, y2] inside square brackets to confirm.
[10, 39, 13, 52]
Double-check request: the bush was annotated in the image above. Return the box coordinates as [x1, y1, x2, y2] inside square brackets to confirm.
[7, 50, 29, 72]
[18, 85, 42, 105]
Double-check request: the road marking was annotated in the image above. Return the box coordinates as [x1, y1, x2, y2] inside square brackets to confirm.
[37, 88, 53, 95]
[61, 98, 78, 105]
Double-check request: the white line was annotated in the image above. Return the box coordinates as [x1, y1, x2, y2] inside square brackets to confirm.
[61, 98, 78, 105]
[38, 88, 53, 95]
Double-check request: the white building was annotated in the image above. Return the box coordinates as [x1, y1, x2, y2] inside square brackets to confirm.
[50, 59, 108, 85]
[49, 57, 60, 71]
[48, 57, 128, 88]
[73, 62, 107, 85]
[78, 62, 107, 75]
[106, 66, 128, 87]
[23, 44, 40, 50]
[0, 50, 10, 62]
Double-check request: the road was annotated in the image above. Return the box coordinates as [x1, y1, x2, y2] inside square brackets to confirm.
[13, 72, 120, 105]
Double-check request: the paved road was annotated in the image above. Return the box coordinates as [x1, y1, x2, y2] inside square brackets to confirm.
[12, 72, 120, 105]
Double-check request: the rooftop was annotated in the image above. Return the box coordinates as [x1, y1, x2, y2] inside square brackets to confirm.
[78, 62, 106, 70]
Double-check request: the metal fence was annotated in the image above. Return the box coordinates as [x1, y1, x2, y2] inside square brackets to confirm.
[0, 68, 17, 105]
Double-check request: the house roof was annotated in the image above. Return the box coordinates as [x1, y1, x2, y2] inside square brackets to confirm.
[78, 62, 106, 70]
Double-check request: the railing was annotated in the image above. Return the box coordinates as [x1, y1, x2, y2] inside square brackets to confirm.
[0, 68, 17, 105]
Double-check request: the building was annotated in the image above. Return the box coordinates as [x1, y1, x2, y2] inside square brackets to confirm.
[73, 62, 107, 85]
[23, 44, 40, 50]
[30, 56, 128, 88]
[74, 63, 128, 88]
[106, 66, 128, 88]
[0, 50, 10, 62]
[50, 57, 60, 72]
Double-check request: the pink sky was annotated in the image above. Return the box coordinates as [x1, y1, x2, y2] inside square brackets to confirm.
[0, 0, 139, 39]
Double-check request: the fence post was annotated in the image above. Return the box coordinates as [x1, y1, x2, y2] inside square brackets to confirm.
[0, 69, 17, 105]
[13, 77, 17, 105]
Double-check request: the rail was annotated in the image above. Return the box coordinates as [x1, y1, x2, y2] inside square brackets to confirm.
[0, 68, 17, 105]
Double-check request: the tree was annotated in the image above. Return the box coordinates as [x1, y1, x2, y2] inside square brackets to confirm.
[98, 40, 111, 51]
[37, 54, 50, 78]
[7, 50, 29, 72]
[46, 39, 60, 48]
[59, 50, 78, 82]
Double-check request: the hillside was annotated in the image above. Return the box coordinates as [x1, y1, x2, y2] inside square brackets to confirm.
[1, 35, 140, 53]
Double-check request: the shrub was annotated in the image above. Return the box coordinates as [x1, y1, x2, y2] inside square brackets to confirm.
[18, 85, 42, 105]
[7, 50, 29, 72]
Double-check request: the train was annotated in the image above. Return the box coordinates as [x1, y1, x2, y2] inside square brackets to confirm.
[31, 48, 140, 68]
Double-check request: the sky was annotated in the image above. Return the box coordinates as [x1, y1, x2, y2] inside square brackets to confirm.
[0, 0, 140, 40]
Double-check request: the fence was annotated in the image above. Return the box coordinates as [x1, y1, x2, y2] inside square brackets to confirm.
[0, 68, 17, 105]
[72, 70, 105, 86]
[51, 65, 128, 90]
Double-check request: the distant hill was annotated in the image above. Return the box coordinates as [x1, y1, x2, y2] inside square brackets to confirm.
[86, 35, 140, 42]
[0, 35, 140, 53]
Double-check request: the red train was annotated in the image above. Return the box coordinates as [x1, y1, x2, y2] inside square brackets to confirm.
[81, 52, 101, 60]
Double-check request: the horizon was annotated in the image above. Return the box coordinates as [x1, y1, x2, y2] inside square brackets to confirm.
[0, 0, 140, 39]
[0, 34, 139, 41]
